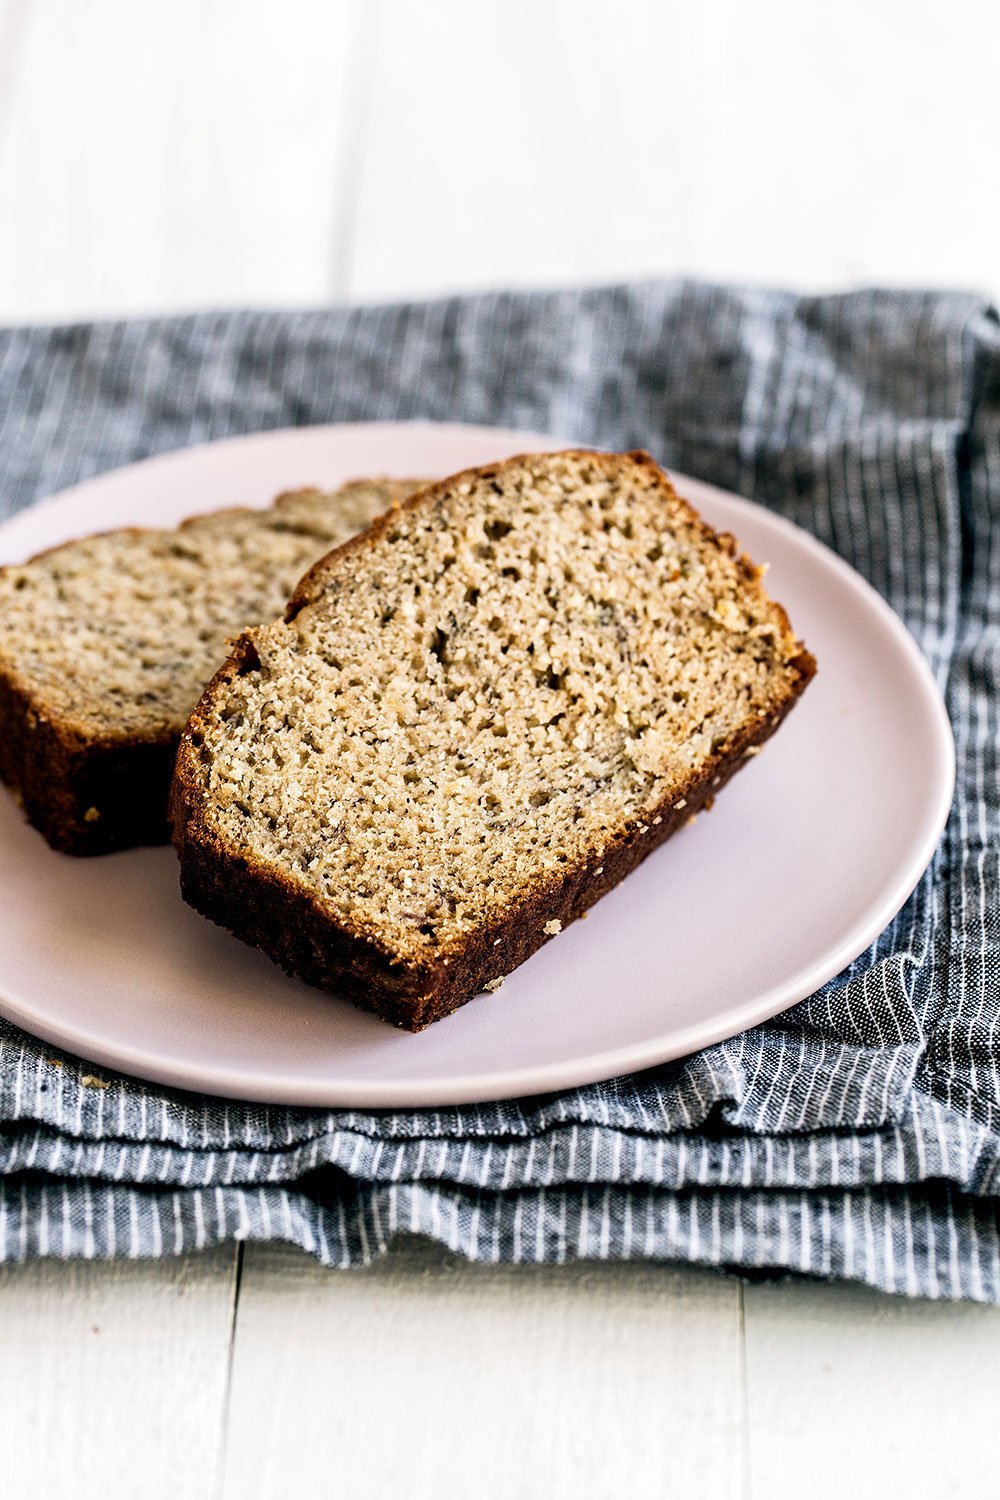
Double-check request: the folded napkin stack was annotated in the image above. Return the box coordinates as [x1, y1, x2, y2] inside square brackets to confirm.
[1, 282, 997, 1301]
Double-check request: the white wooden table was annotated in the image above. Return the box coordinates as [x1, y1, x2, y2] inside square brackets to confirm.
[3, 1242, 1000, 1498]
[1, 4, 998, 1494]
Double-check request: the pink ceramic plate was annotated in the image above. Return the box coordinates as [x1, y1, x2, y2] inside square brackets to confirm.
[0, 422, 954, 1106]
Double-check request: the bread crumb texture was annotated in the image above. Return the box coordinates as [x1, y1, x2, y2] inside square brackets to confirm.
[177, 451, 814, 987]
[0, 480, 425, 741]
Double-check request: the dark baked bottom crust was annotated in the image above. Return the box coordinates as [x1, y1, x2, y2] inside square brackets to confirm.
[171, 646, 816, 1030]
[0, 664, 178, 856]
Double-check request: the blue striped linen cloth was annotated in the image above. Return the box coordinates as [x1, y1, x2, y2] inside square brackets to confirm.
[0, 283, 997, 1301]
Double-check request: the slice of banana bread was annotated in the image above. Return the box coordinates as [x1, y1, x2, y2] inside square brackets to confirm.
[171, 450, 816, 1030]
[0, 478, 425, 854]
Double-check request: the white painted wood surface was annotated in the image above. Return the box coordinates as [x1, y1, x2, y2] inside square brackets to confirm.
[349, 0, 1000, 303]
[743, 1279, 1000, 1500]
[0, 0, 996, 323]
[0, 1244, 239, 1500]
[2, 1242, 1000, 1497]
[0, 0, 365, 320]
[1, 3, 999, 1496]
[222, 1240, 745, 1500]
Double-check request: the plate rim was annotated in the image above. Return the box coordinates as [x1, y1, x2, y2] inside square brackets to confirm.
[0, 420, 572, 561]
[0, 422, 956, 1106]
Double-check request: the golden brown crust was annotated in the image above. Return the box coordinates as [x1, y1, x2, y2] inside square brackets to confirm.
[170, 450, 817, 1030]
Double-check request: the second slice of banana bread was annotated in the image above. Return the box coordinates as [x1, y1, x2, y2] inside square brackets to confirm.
[0, 478, 424, 853]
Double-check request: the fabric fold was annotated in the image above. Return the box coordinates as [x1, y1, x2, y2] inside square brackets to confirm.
[1, 282, 998, 1300]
